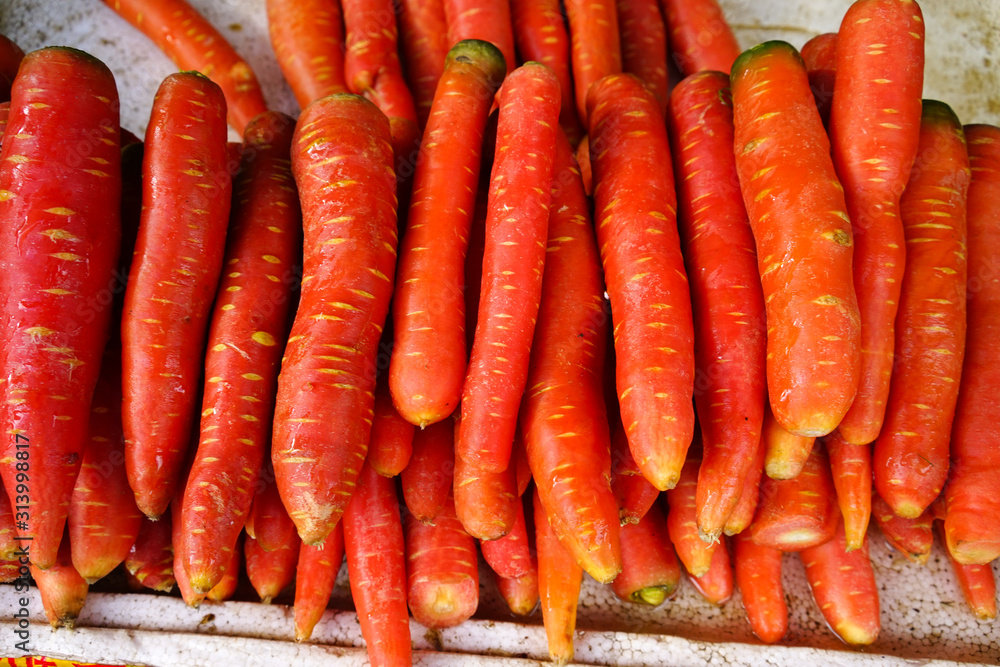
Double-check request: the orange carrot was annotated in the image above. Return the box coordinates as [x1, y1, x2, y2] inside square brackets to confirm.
[534, 487, 583, 665]
[29, 529, 88, 628]
[660, 0, 740, 75]
[611, 421, 660, 526]
[125, 515, 175, 593]
[734, 532, 787, 644]
[495, 565, 539, 616]
[800, 32, 837, 126]
[247, 460, 298, 553]
[398, 0, 450, 129]
[687, 537, 733, 605]
[762, 401, 815, 481]
[402, 419, 455, 523]
[666, 458, 717, 577]
[565, 0, 622, 124]
[246, 531, 301, 604]
[443, 0, 517, 76]
[939, 521, 997, 621]
[0, 478, 13, 560]
[369, 378, 416, 478]
[872, 493, 932, 564]
[617, 0, 670, 115]
[723, 438, 766, 536]
[294, 524, 345, 642]
[453, 432, 518, 540]
[827, 431, 872, 551]
[266, 0, 348, 108]
[480, 495, 532, 579]
[612, 503, 680, 606]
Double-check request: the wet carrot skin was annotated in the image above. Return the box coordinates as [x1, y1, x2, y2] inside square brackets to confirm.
[0, 47, 122, 570]
[669, 70, 766, 540]
[0, 34, 24, 102]
[588, 73, 696, 492]
[401, 419, 455, 523]
[874, 101, 969, 520]
[566, 0, 622, 125]
[826, 431, 872, 551]
[872, 493, 932, 564]
[800, 33, 837, 126]
[660, 0, 740, 76]
[733, 532, 787, 644]
[534, 487, 583, 665]
[731, 41, 861, 439]
[267, 0, 349, 109]
[833, 0, 925, 446]
[390, 40, 506, 428]
[762, 401, 815, 481]
[611, 503, 680, 606]
[617, 0, 670, 115]
[443, 0, 517, 77]
[945, 124, 1000, 566]
[274, 94, 396, 546]
[294, 523, 344, 642]
[398, 0, 450, 129]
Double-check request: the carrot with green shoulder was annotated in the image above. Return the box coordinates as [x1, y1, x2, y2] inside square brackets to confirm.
[612, 503, 680, 606]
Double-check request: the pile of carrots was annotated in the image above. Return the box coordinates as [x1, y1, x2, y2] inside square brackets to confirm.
[0, 0, 998, 664]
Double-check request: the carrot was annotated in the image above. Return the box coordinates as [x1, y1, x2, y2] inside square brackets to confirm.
[274, 94, 396, 545]
[944, 124, 1000, 566]
[575, 135, 593, 196]
[617, 0, 670, 115]
[611, 421, 660, 526]
[0, 559, 19, 583]
[0, 34, 23, 102]
[480, 494, 532, 579]
[368, 378, 415, 478]
[588, 73, 696, 491]
[938, 521, 998, 621]
[101, 0, 266, 133]
[294, 523, 344, 642]
[247, 460, 298, 554]
[873, 100, 970, 519]
[669, 70, 767, 540]
[405, 494, 479, 628]
[125, 515, 175, 593]
[495, 565, 539, 616]
[464, 162, 493, 352]
[826, 432, 872, 551]
[612, 503, 680, 606]
[832, 0, 925, 447]
[398, 0, 450, 129]
[800, 33, 837, 126]
[266, 0, 348, 109]
[565, 0, 622, 125]
[0, 100, 8, 146]
[511, 429, 531, 496]
[0, 478, 13, 560]
[687, 536, 733, 605]
[390, 40, 506, 428]
[457, 62, 561, 473]
[762, 401, 815, 481]
[453, 433, 518, 540]
[799, 518, 880, 645]
[666, 458, 718, 577]
[246, 531, 301, 604]
[401, 419, 455, 523]
[0, 47, 122, 570]
[733, 532, 787, 644]
[660, 0, 740, 75]
[122, 72, 230, 520]
[534, 487, 583, 665]
[872, 493, 932, 564]
[731, 41, 861, 438]
[204, 539, 241, 602]
[343, 461, 411, 667]
[443, 0, 517, 76]
[723, 436, 766, 536]
[29, 529, 88, 628]
[170, 461, 207, 608]
[511, 0, 585, 145]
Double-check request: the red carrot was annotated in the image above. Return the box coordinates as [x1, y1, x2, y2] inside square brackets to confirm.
[575, 135, 593, 196]
[588, 73, 695, 491]
[266, 0, 349, 108]
[0, 47, 122, 570]
[873, 100, 970, 519]
[0, 34, 24, 102]
[343, 461, 411, 667]
[390, 40, 506, 428]
[872, 493, 932, 564]
[511, 429, 531, 496]
[443, 0, 517, 76]
[171, 465, 206, 607]
[800, 33, 837, 126]
[939, 521, 997, 621]
[401, 419, 455, 523]
[457, 62, 561, 473]
[101, 0, 267, 133]
[294, 527, 345, 641]
[30, 529, 88, 628]
[611, 421, 660, 526]
[495, 565, 539, 616]
[733, 531, 787, 644]
[534, 488, 583, 665]
[799, 519, 880, 645]
[0, 559, 19, 583]
[275, 94, 396, 545]
[617, 0, 670, 115]
[660, 0, 740, 75]
[405, 494, 479, 628]
[480, 495, 532, 579]
[762, 401, 815, 481]
[565, 0, 622, 124]
[945, 124, 1000, 566]
[0, 478, 13, 560]
[453, 432, 518, 540]
[832, 0, 925, 447]
[723, 437, 766, 536]
[687, 537, 733, 605]
[612, 503, 680, 606]
[398, 0, 450, 129]
[247, 460, 298, 553]
[368, 378, 415, 478]
[668, 70, 766, 540]
[125, 515, 176, 593]
[204, 540, 241, 602]
[246, 531, 301, 604]
[731, 41, 861, 438]
[0, 101, 8, 146]
[826, 432, 872, 551]
[666, 458, 718, 577]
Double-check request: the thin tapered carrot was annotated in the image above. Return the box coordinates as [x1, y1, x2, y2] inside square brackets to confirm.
[612, 503, 680, 606]
[343, 461, 411, 667]
[401, 419, 455, 523]
[390, 40, 506, 428]
[611, 421, 660, 526]
[873, 100, 969, 519]
[833, 0, 925, 446]
[0, 35, 23, 102]
[666, 458, 717, 577]
[669, 70, 766, 540]
[660, 0, 740, 75]
[246, 531, 301, 604]
[480, 494, 532, 579]
[945, 124, 1000, 566]
[458, 62, 561, 473]
[731, 41, 861, 438]
[687, 537, 733, 605]
[101, 0, 267, 133]
[495, 565, 539, 616]
[0, 47, 122, 570]
[762, 401, 815, 481]
[799, 518, 880, 645]
[723, 437, 766, 536]
[800, 33, 837, 126]
[125, 515, 175, 593]
[274, 94, 396, 546]
[534, 487, 583, 666]
[369, 378, 415, 478]
[938, 521, 998, 621]
[617, 0, 669, 115]
[872, 493, 932, 564]
[267, 0, 348, 109]
[398, 0, 450, 129]
[733, 531, 787, 644]
[565, 0, 622, 125]
[29, 529, 88, 628]
[248, 460, 298, 553]
[443, 0, 517, 76]
[588, 73, 695, 491]
[827, 431, 872, 551]
[294, 524, 345, 642]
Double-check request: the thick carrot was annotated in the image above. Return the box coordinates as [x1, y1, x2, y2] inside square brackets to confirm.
[0, 34, 23, 102]
[945, 124, 1000, 566]
[565, 0, 622, 125]
[939, 521, 998, 621]
[247, 460, 298, 553]
[612, 503, 680, 606]
[669, 70, 766, 540]
[398, 0, 450, 129]
[0, 47, 122, 570]
[832, 0, 925, 446]
[666, 458, 717, 577]
[246, 531, 301, 603]
[495, 564, 539, 616]
[457, 62, 560, 472]
[390, 40, 506, 428]
[731, 41, 861, 438]
[873, 100, 970, 519]
[29, 529, 88, 628]
[588, 73, 695, 491]
[872, 493, 932, 564]
[799, 519, 880, 645]
[762, 401, 815, 481]
[687, 537, 733, 605]
[443, 0, 517, 76]
[101, 0, 266, 133]
[0, 478, 13, 560]
[343, 461, 411, 667]
[122, 72, 230, 520]
[480, 494, 532, 579]
[368, 378, 415, 478]
[401, 419, 455, 523]
[510, 0, 584, 145]
[179, 110, 300, 592]
[266, 0, 348, 109]
[125, 515, 175, 593]
[294, 524, 344, 641]
[617, 0, 669, 115]
[275, 94, 396, 545]
[534, 488, 583, 665]
[405, 494, 479, 628]
[611, 421, 660, 526]
[453, 434, 518, 540]
[733, 532, 787, 644]
[826, 432, 872, 551]
[800, 33, 837, 126]
[723, 437, 766, 536]
[660, 0, 740, 75]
